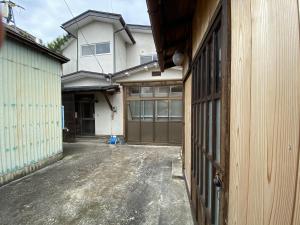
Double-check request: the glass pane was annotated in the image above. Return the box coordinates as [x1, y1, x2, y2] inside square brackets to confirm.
[141, 87, 153, 97]
[208, 101, 213, 155]
[128, 101, 140, 121]
[82, 103, 93, 118]
[156, 100, 168, 121]
[202, 154, 206, 197]
[140, 55, 153, 64]
[96, 42, 110, 54]
[208, 161, 212, 209]
[208, 39, 213, 95]
[170, 85, 183, 97]
[82, 44, 95, 56]
[154, 86, 169, 97]
[196, 143, 200, 184]
[214, 187, 220, 225]
[141, 101, 153, 121]
[216, 27, 222, 93]
[201, 51, 207, 98]
[202, 103, 206, 151]
[128, 87, 140, 97]
[216, 100, 221, 162]
[198, 104, 202, 143]
[170, 100, 182, 121]
[197, 59, 201, 99]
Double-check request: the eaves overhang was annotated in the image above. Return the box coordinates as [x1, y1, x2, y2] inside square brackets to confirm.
[146, 0, 195, 71]
[127, 24, 152, 34]
[112, 61, 159, 80]
[61, 10, 136, 44]
[62, 85, 120, 93]
[62, 70, 109, 82]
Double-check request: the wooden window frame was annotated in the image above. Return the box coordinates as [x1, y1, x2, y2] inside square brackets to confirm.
[190, 0, 231, 224]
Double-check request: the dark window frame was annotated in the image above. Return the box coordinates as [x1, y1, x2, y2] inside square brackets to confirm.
[190, 4, 230, 224]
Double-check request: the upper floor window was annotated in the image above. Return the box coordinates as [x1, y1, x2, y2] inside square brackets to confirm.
[96, 42, 110, 54]
[140, 54, 158, 64]
[81, 42, 110, 56]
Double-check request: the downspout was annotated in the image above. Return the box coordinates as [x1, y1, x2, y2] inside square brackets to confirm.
[77, 29, 79, 72]
[111, 27, 125, 137]
[113, 27, 126, 73]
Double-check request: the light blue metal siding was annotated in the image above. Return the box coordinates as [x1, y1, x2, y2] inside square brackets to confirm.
[0, 39, 62, 175]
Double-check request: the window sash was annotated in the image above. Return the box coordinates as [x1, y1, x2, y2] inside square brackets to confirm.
[96, 42, 110, 54]
[191, 17, 222, 225]
[81, 42, 110, 56]
[140, 54, 158, 64]
[81, 44, 95, 56]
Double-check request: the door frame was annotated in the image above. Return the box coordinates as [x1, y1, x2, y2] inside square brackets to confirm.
[75, 94, 96, 137]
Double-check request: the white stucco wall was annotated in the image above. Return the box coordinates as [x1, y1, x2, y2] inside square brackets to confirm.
[78, 22, 114, 74]
[126, 31, 156, 68]
[62, 39, 77, 75]
[62, 22, 157, 75]
[116, 67, 182, 83]
[115, 33, 127, 72]
[95, 89, 123, 136]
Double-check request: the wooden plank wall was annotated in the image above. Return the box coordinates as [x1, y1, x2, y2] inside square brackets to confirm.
[183, 0, 220, 197]
[192, 0, 220, 58]
[184, 75, 192, 193]
[229, 0, 300, 224]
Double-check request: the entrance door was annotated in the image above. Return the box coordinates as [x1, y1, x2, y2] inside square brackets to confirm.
[191, 9, 229, 225]
[62, 93, 76, 142]
[75, 95, 95, 136]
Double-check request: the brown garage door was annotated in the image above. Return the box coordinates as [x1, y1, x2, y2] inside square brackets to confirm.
[126, 85, 183, 145]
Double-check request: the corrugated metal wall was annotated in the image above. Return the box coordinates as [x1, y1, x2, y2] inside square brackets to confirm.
[0, 38, 62, 176]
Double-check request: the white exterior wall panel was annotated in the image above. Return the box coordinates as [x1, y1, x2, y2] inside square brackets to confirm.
[78, 22, 114, 74]
[126, 32, 156, 67]
[95, 90, 123, 136]
[0, 39, 63, 182]
[115, 33, 127, 72]
[62, 39, 77, 75]
[117, 67, 182, 83]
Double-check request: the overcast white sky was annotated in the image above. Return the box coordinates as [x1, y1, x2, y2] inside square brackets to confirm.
[11, 0, 150, 43]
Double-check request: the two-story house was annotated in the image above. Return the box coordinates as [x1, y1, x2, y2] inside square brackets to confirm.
[61, 10, 183, 145]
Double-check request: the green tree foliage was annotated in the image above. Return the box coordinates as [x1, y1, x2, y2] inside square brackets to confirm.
[47, 35, 70, 53]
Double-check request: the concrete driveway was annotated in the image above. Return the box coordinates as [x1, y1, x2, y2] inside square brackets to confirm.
[0, 142, 194, 225]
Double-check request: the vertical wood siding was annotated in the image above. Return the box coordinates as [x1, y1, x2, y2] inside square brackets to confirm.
[229, 0, 300, 224]
[0, 39, 62, 178]
[192, 0, 220, 58]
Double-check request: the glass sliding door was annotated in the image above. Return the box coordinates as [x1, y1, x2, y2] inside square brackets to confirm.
[154, 100, 169, 143]
[126, 84, 183, 145]
[127, 100, 141, 142]
[141, 100, 154, 143]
